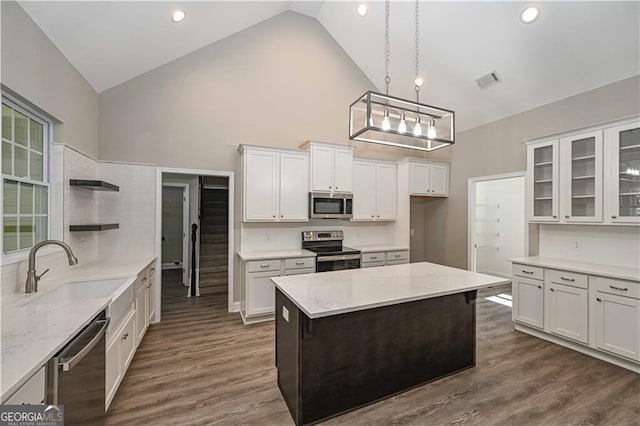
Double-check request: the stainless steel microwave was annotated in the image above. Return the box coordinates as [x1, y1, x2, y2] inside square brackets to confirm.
[309, 192, 353, 219]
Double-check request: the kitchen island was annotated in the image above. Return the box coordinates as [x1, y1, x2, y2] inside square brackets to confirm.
[271, 262, 510, 425]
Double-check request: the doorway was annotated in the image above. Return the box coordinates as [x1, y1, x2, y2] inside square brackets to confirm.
[468, 172, 526, 278]
[162, 184, 189, 285]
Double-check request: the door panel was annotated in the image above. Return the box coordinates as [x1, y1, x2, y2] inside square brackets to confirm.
[333, 148, 353, 192]
[594, 292, 640, 361]
[410, 163, 430, 195]
[311, 145, 334, 191]
[547, 284, 588, 343]
[430, 164, 448, 196]
[375, 164, 397, 220]
[279, 152, 309, 221]
[244, 150, 279, 221]
[513, 278, 544, 329]
[352, 161, 376, 220]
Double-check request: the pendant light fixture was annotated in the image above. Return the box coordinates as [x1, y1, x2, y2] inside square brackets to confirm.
[349, 0, 455, 152]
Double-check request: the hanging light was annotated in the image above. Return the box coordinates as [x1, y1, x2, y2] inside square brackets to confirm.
[349, 0, 455, 152]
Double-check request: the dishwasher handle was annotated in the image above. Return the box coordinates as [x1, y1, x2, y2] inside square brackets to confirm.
[58, 317, 109, 372]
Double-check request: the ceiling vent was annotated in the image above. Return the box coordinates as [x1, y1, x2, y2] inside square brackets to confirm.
[475, 71, 502, 90]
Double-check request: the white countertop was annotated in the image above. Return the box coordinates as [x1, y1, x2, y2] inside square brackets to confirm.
[272, 262, 510, 319]
[237, 249, 316, 261]
[1, 256, 155, 402]
[351, 245, 410, 253]
[510, 256, 640, 282]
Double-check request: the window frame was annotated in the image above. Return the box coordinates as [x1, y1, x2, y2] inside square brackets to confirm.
[2, 94, 52, 258]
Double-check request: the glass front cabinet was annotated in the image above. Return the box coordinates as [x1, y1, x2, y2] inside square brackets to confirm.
[527, 140, 559, 222]
[605, 120, 640, 224]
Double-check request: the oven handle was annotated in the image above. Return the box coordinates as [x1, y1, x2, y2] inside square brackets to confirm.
[317, 254, 362, 262]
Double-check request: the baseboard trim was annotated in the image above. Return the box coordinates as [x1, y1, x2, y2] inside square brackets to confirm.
[514, 323, 640, 373]
[230, 301, 241, 313]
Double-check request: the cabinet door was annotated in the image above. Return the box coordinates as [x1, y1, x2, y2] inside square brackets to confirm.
[135, 287, 148, 347]
[244, 149, 280, 221]
[279, 152, 309, 221]
[6, 367, 45, 404]
[147, 273, 156, 322]
[333, 148, 353, 192]
[594, 292, 640, 361]
[410, 163, 430, 195]
[246, 271, 279, 317]
[120, 313, 137, 370]
[352, 161, 376, 220]
[546, 283, 588, 343]
[105, 340, 120, 409]
[528, 140, 559, 222]
[310, 145, 334, 191]
[605, 121, 640, 224]
[376, 164, 397, 220]
[560, 131, 603, 223]
[513, 277, 544, 329]
[430, 164, 449, 196]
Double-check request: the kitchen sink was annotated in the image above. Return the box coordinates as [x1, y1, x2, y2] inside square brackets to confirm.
[23, 278, 129, 305]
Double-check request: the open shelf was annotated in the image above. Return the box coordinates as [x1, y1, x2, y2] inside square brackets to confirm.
[70, 179, 119, 192]
[70, 224, 119, 232]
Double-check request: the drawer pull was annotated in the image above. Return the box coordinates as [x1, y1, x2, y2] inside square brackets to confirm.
[370, 256, 378, 260]
[610, 285, 628, 292]
[151, 267, 156, 273]
[295, 262, 305, 266]
[142, 277, 148, 282]
[122, 332, 129, 340]
[394, 254, 401, 258]
[596, 297, 602, 302]
[560, 277, 575, 282]
[260, 265, 270, 268]
[537, 285, 542, 289]
[522, 270, 534, 275]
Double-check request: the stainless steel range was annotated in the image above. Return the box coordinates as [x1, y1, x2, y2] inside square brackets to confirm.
[302, 231, 361, 272]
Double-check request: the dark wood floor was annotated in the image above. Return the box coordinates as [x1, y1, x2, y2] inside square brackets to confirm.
[105, 271, 640, 425]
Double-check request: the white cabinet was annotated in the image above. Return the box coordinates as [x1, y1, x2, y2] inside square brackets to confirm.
[135, 283, 148, 347]
[310, 143, 353, 193]
[527, 139, 560, 222]
[594, 291, 640, 362]
[546, 283, 589, 344]
[242, 146, 309, 222]
[246, 271, 279, 317]
[106, 309, 136, 409]
[409, 161, 449, 197]
[604, 120, 640, 224]
[5, 367, 45, 404]
[147, 268, 156, 322]
[352, 160, 396, 221]
[361, 250, 409, 268]
[513, 277, 544, 329]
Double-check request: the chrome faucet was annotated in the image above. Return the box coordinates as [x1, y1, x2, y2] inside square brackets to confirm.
[25, 240, 78, 293]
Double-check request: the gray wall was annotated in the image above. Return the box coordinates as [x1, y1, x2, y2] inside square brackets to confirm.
[417, 75, 640, 269]
[98, 11, 412, 169]
[1, 1, 99, 157]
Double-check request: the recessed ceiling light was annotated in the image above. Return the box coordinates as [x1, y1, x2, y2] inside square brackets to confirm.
[171, 10, 186, 23]
[357, 3, 368, 17]
[520, 6, 539, 24]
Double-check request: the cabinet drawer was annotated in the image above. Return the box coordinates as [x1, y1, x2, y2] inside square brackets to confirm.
[512, 264, 544, 280]
[147, 262, 157, 277]
[386, 259, 409, 266]
[362, 252, 385, 263]
[284, 257, 315, 270]
[362, 261, 385, 268]
[548, 269, 588, 289]
[592, 276, 640, 299]
[386, 251, 409, 262]
[247, 259, 281, 273]
[5, 366, 45, 404]
[283, 268, 315, 276]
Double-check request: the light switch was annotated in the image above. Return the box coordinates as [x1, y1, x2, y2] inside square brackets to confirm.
[282, 306, 289, 322]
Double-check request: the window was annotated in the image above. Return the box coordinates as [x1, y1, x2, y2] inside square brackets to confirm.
[2, 98, 50, 253]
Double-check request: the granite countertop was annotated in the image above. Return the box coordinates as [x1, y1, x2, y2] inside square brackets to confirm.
[510, 256, 640, 282]
[237, 249, 317, 261]
[272, 262, 509, 319]
[1, 256, 155, 402]
[352, 245, 410, 253]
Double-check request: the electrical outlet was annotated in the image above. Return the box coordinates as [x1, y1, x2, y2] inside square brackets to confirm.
[571, 240, 582, 251]
[266, 233, 271, 241]
[282, 306, 289, 322]
[410, 228, 415, 237]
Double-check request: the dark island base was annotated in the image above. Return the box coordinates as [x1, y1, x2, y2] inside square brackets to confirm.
[275, 288, 478, 426]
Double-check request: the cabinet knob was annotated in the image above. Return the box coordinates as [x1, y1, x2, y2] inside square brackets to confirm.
[336, 187, 339, 189]
[552, 215, 557, 219]
[281, 215, 284, 218]
[272, 215, 276, 218]
[596, 297, 602, 302]
[550, 288, 555, 292]
[377, 215, 380, 218]
[371, 215, 374, 218]
[537, 285, 542, 289]
[611, 215, 617, 219]
[329, 186, 332, 189]
[565, 215, 570, 219]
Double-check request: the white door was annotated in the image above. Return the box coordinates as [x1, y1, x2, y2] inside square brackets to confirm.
[528, 140, 559, 222]
[147, 273, 156, 322]
[604, 121, 640, 224]
[135, 286, 148, 346]
[246, 271, 279, 317]
[244, 149, 279, 221]
[513, 277, 544, 329]
[375, 163, 397, 220]
[430, 164, 449, 196]
[594, 292, 640, 361]
[279, 152, 309, 221]
[352, 160, 376, 220]
[546, 284, 588, 343]
[333, 147, 353, 192]
[560, 131, 603, 223]
[310, 145, 334, 192]
[410, 163, 430, 195]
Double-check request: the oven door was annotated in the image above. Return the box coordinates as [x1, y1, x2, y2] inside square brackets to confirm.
[310, 193, 352, 219]
[316, 254, 361, 272]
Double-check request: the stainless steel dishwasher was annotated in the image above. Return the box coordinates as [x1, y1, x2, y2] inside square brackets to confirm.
[47, 310, 109, 424]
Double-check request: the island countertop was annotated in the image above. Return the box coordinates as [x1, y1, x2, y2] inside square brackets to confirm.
[272, 262, 510, 319]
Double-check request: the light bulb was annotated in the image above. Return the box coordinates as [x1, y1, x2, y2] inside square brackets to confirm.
[414, 77, 424, 87]
[171, 10, 186, 23]
[398, 113, 407, 134]
[381, 110, 390, 131]
[520, 6, 539, 24]
[413, 116, 422, 136]
[427, 120, 437, 139]
[357, 3, 368, 17]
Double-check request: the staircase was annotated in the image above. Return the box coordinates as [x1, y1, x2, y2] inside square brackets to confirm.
[198, 188, 228, 298]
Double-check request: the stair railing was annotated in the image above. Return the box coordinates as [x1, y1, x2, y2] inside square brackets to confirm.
[190, 223, 198, 297]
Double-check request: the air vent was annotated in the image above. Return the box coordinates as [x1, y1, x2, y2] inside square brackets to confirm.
[475, 71, 502, 90]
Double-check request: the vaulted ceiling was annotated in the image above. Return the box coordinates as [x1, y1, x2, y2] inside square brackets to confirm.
[18, 1, 640, 131]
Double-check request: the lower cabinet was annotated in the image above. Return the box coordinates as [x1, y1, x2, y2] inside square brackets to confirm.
[4, 366, 45, 404]
[148, 271, 156, 322]
[135, 284, 148, 347]
[246, 271, 280, 317]
[361, 250, 409, 268]
[106, 309, 136, 409]
[546, 283, 588, 343]
[594, 291, 640, 361]
[512, 277, 544, 329]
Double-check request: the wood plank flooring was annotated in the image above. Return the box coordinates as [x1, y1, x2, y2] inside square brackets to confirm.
[105, 271, 640, 425]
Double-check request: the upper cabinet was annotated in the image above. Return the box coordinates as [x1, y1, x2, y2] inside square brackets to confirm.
[352, 159, 396, 221]
[526, 116, 640, 225]
[605, 121, 640, 224]
[408, 161, 450, 197]
[241, 146, 309, 222]
[310, 143, 353, 193]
